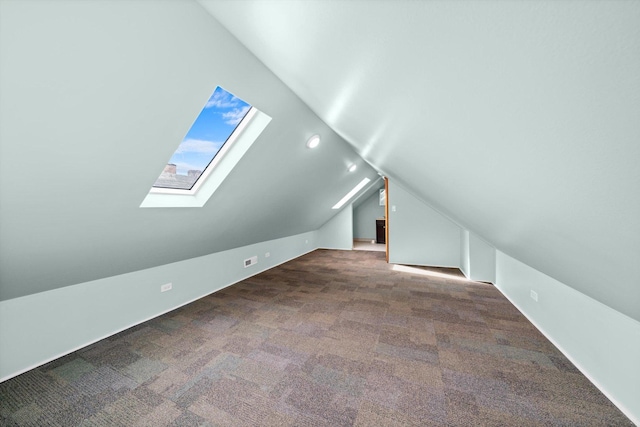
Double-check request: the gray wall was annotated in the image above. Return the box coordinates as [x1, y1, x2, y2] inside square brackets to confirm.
[460, 230, 471, 278]
[318, 206, 353, 250]
[461, 230, 496, 283]
[0, 231, 317, 381]
[388, 180, 461, 268]
[0, 0, 378, 301]
[495, 251, 640, 425]
[353, 187, 384, 240]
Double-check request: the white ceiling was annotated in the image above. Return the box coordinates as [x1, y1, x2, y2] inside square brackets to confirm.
[200, 0, 640, 320]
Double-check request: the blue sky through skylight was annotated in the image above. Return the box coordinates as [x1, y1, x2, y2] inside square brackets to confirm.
[153, 86, 251, 190]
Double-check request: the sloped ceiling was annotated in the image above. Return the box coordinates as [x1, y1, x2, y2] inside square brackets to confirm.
[0, 0, 378, 300]
[199, 0, 640, 321]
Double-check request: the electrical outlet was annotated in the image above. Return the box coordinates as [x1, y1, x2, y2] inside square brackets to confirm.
[244, 256, 258, 268]
[305, 240, 308, 244]
[161, 283, 172, 293]
[392, 205, 397, 212]
[530, 290, 538, 302]
[265, 252, 270, 258]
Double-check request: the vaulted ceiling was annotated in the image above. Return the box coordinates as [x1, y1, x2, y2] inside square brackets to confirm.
[199, 0, 640, 321]
[0, 0, 638, 322]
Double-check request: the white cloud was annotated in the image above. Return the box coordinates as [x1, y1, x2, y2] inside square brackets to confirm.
[205, 90, 240, 109]
[222, 105, 251, 125]
[174, 138, 223, 155]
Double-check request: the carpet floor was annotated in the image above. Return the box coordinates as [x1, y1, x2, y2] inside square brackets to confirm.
[0, 249, 633, 426]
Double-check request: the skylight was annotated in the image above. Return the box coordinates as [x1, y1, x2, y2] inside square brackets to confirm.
[332, 178, 371, 209]
[152, 86, 251, 191]
[140, 86, 271, 208]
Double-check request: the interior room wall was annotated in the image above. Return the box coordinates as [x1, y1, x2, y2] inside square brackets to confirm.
[0, 231, 317, 382]
[460, 230, 471, 278]
[495, 251, 640, 425]
[353, 187, 385, 240]
[460, 231, 497, 283]
[0, 0, 378, 302]
[388, 180, 461, 268]
[317, 205, 353, 250]
[468, 232, 496, 283]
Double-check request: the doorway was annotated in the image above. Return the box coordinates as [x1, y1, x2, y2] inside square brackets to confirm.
[351, 177, 388, 261]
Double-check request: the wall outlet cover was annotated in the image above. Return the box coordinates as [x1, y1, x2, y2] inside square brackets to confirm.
[244, 256, 258, 268]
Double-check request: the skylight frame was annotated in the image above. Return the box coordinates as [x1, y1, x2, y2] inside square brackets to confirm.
[332, 177, 371, 209]
[140, 88, 271, 208]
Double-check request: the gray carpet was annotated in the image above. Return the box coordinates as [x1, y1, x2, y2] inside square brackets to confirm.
[0, 249, 633, 426]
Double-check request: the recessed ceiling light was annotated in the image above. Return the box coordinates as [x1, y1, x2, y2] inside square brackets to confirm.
[306, 135, 320, 148]
[348, 164, 357, 172]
